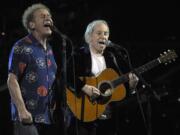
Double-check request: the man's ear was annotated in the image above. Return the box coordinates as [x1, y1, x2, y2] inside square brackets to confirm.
[29, 22, 35, 30]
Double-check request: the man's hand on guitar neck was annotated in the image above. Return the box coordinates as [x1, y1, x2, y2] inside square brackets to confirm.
[129, 73, 139, 93]
[82, 84, 100, 97]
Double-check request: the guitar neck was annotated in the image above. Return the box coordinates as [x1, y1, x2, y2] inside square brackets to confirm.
[111, 58, 160, 88]
[135, 58, 160, 74]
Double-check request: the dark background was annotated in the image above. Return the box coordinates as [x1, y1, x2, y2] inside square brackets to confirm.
[0, 0, 180, 135]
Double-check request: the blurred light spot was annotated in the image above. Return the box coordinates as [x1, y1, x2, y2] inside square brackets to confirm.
[125, 118, 130, 123]
[1, 32, 5, 36]
[177, 97, 180, 102]
[161, 113, 167, 118]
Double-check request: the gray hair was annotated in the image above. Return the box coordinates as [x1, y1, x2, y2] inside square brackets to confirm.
[22, 3, 51, 32]
[84, 20, 109, 44]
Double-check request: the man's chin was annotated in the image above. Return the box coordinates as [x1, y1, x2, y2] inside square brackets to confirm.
[44, 31, 52, 37]
[97, 49, 104, 54]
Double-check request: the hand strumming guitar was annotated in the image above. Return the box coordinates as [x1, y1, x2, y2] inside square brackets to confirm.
[82, 84, 100, 97]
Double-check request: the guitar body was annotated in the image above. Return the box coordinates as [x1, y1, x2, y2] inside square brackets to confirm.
[66, 68, 126, 122]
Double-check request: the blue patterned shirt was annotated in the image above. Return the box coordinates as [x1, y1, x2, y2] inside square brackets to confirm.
[8, 34, 57, 124]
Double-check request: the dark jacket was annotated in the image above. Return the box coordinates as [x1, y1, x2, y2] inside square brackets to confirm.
[67, 44, 131, 94]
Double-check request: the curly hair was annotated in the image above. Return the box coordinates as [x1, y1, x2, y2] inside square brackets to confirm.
[22, 3, 51, 32]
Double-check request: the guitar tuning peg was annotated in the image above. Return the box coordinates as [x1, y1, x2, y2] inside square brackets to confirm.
[163, 51, 167, 54]
[167, 49, 171, 52]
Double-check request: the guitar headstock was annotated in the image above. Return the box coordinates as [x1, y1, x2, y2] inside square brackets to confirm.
[159, 49, 178, 64]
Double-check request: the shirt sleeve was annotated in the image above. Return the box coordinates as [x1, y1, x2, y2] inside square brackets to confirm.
[8, 43, 28, 80]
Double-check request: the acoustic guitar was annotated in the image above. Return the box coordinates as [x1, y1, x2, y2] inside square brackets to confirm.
[66, 49, 178, 122]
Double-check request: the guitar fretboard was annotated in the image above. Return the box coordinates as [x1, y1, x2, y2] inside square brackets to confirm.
[135, 59, 160, 74]
[111, 58, 160, 88]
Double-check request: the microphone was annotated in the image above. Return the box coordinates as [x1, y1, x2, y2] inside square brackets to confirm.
[50, 25, 67, 39]
[104, 40, 114, 47]
[21, 118, 33, 125]
[105, 40, 129, 62]
[104, 40, 125, 50]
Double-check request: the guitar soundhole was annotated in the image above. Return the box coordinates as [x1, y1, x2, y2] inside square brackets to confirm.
[97, 82, 112, 104]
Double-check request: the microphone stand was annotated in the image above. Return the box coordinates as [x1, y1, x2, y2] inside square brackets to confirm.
[126, 48, 162, 135]
[133, 71, 161, 135]
[111, 42, 160, 135]
[52, 25, 68, 135]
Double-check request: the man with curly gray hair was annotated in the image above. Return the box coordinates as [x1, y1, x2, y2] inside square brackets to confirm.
[7, 3, 58, 135]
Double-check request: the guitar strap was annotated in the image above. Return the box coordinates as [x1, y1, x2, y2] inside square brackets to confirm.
[108, 52, 122, 75]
